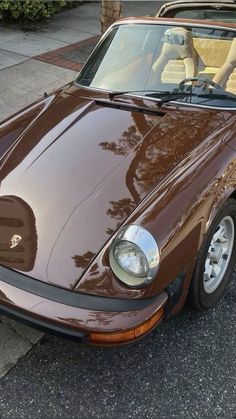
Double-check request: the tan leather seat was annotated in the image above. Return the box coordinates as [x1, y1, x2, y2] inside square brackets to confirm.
[152, 27, 196, 85]
[213, 38, 236, 95]
[227, 70, 236, 95]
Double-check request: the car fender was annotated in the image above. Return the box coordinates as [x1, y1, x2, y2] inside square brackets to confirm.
[76, 124, 236, 310]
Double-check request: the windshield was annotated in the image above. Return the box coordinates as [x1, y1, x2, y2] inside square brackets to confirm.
[76, 23, 236, 108]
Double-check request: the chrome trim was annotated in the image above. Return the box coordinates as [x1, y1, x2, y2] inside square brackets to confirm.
[109, 225, 160, 288]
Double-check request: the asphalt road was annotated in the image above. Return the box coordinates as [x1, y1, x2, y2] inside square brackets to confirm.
[0, 274, 236, 418]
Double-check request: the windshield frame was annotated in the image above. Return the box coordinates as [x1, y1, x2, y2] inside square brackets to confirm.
[75, 19, 236, 110]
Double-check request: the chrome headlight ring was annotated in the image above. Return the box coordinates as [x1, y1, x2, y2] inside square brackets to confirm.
[109, 224, 160, 288]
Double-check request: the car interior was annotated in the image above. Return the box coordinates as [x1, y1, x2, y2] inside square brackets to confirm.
[151, 27, 236, 95]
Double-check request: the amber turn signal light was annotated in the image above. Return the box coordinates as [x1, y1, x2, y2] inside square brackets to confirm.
[89, 306, 164, 345]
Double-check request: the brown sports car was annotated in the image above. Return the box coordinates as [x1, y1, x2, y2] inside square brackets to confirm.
[0, 16, 236, 345]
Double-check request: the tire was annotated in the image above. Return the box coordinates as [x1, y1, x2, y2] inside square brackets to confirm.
[188, 198, 236, 311]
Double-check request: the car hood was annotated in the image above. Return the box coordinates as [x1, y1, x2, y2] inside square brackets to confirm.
[0, 86, 227, 289]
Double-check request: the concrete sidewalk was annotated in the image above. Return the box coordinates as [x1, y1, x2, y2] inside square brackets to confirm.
[0, 1, 162, 67]
[0, 1, 103, 120]
[0, 0, 164, 380]
[0, 1, 163, 120]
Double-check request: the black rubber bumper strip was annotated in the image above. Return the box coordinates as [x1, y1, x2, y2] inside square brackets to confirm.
[0, 265, 166, 312]
[0, 303, 87, 342]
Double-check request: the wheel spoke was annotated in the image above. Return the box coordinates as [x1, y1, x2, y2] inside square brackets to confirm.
[221, 243, 229, 254]
[212, 263, 221, 278]
[204, 271, 210, 282]
[212, 225, 224, 243]
[204, 258, 213, 281]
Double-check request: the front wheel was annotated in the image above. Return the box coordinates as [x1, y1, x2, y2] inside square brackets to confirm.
[188, 199, 236, 310]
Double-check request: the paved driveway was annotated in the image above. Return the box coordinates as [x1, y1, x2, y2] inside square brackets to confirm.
[0, 276, 236, 418]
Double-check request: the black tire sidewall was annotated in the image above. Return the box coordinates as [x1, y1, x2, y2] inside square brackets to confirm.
[190, 199, 236, 310]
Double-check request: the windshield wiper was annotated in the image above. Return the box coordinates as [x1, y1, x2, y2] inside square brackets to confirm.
[108, 89, 236, 105]
[157, 91, 236, 105]
[108, 89, 199, 104]
[108, 90, 166, 100]
[151, 91, 197, 104]
[189, 92, 236, 102]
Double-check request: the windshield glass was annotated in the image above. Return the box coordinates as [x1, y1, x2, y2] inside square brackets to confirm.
[76, 23, 236, 108]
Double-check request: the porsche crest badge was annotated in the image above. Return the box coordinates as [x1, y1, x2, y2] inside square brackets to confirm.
[9, 234, 22, 249]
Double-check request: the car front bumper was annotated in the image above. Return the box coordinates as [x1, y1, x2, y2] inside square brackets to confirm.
[0, 265, 168, 345]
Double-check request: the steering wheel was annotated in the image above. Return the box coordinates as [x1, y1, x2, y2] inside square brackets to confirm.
[179, 77, 225, 92]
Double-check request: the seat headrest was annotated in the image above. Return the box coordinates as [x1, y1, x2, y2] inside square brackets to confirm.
[152, 27, 196, 80]
[159, 27, 195, 60]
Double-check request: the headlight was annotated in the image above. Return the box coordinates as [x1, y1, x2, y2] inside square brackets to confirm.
[109, 225, 160, 288]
